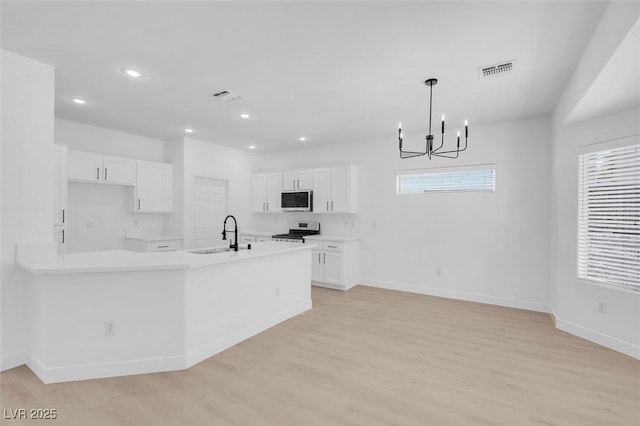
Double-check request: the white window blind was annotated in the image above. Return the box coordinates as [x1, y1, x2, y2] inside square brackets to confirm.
[397, 168, 495, 194]
[578, 143, 640, 291]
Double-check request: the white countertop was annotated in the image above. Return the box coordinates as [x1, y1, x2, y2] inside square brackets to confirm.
[305, 235, 360, 242]
[17, 241, 316, 275]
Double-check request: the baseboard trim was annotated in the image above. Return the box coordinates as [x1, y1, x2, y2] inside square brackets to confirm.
[0, 351, 26, 372]
[185, 299, 312, 368]
[26, 353, 185, 384]
[360, 279, 550, 313]
[555, 317, 640, 360]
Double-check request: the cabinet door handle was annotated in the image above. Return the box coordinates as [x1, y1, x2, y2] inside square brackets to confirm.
[327, 245, 337, 248]
[323, 253, 326, 263]
[266, 202, 269, 211]
[62, 229, 65, 244]
[62, 209, 65, 224]
[158, 245, 169, 248]
[331, 201, 334, 211]
[96, 167, 100, 180]
[326, 201, 329, 211]
[318, 253, 321, 263]
[297, 179, 300, 189]
[104, 168, 108, 181]
[138, 199, 141, 210]
[293, 179, 295, 189]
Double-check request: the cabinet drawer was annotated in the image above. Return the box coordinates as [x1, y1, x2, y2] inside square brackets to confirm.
[323, 241, 343, 252]
[145, 240, 182, 252]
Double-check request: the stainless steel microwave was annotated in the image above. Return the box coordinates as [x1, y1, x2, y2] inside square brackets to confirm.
[281, 191, 313, 212]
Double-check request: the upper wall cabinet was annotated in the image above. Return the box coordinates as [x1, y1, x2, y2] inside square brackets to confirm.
[282, 169, 313, 191]
[68, 149, 135, 185]
[252, 173, 282, 213]
[134, 160, 173, 213]
[313, 165, 358, 214]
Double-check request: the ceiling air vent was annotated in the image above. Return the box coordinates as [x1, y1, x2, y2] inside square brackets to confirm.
[478, 60, 516, 80]
[212, 89, 243, 102]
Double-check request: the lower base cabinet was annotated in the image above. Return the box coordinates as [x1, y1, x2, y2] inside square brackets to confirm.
[124, 238, 183, 252]
[308, 239, 358, 291]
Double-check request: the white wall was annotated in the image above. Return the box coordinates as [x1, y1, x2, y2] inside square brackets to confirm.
[1, 50, 55, 370]
[550, 107, 640, 359]
[550, 2, 640, 359]
[55, 119, 167, 252]
[171, 137, 257, 249]
[255, 116, 551, 312]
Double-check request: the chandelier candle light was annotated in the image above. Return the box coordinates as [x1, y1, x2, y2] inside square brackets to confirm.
[398, 78, 469, 159]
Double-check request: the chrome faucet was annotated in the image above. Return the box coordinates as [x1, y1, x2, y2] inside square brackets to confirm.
[222, 215, 239, 252]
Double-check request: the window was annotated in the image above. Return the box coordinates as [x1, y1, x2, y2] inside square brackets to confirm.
[396, 167, 495, 194]
[578, 143, 640, 291]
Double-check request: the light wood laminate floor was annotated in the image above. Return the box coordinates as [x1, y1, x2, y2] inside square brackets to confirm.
[1, 286, 638, 425]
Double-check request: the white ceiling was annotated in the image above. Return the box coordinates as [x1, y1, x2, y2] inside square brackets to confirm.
[1, 1, 607, 152]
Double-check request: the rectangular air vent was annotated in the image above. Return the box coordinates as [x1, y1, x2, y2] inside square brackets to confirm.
[478, 60, 516, 80]
[212, 90, 243, 102]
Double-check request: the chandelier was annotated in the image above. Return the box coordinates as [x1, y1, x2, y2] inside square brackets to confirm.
[398, 78, 468, 159]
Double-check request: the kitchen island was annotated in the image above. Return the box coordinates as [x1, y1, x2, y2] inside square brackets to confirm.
[17, 241, 313, 383]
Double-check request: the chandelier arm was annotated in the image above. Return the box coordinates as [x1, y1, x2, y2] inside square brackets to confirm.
[432, 151, 460, 159]
[400, 150, 427, 159]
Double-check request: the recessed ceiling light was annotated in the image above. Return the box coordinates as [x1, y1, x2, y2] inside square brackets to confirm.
[249, 145, 256, 150]
[239, 113, 251, 119]
[120, 67, 145, 78]
[70, 97, 87, 105]
[299, 137, 307, 142]
[184, 128, 194, 133]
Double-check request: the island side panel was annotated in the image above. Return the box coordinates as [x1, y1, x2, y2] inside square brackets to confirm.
[184, 248, 312, 367]
[25, 269, 186, 383]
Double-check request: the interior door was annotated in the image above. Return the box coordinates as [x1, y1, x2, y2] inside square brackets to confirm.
[194, 177, 227, 248]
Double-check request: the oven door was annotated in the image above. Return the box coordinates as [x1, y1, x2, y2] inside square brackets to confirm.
[281, 191, 312, 212]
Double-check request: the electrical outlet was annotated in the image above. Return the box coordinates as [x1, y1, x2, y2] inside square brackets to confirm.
[597, 301, 607, 314]
[86, 220, 95, 230]
[436, 268, 441, 276]
[275, 286, 280, 296]
[371, 221, 377, 229]
[104, 321, 115, 335]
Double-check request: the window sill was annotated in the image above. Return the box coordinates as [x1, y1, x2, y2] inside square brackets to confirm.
[577, 278, 640, 294]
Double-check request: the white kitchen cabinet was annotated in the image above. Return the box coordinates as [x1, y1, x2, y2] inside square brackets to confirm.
[282, 169, 313, 191]
[252, 173, 282, 213]
[312, 165, 358, 213]
[240, 233, 273, 243]
[52, 144, 68, 227]
[53, 145, 68, 248]
[68, 150, 101, 182]
[68, 149, 135, 185]
[134, 160, 173, 213]
[124, 237, 183, 252]
[102, 155, 135, 185]
[308, 239, 359, 290]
